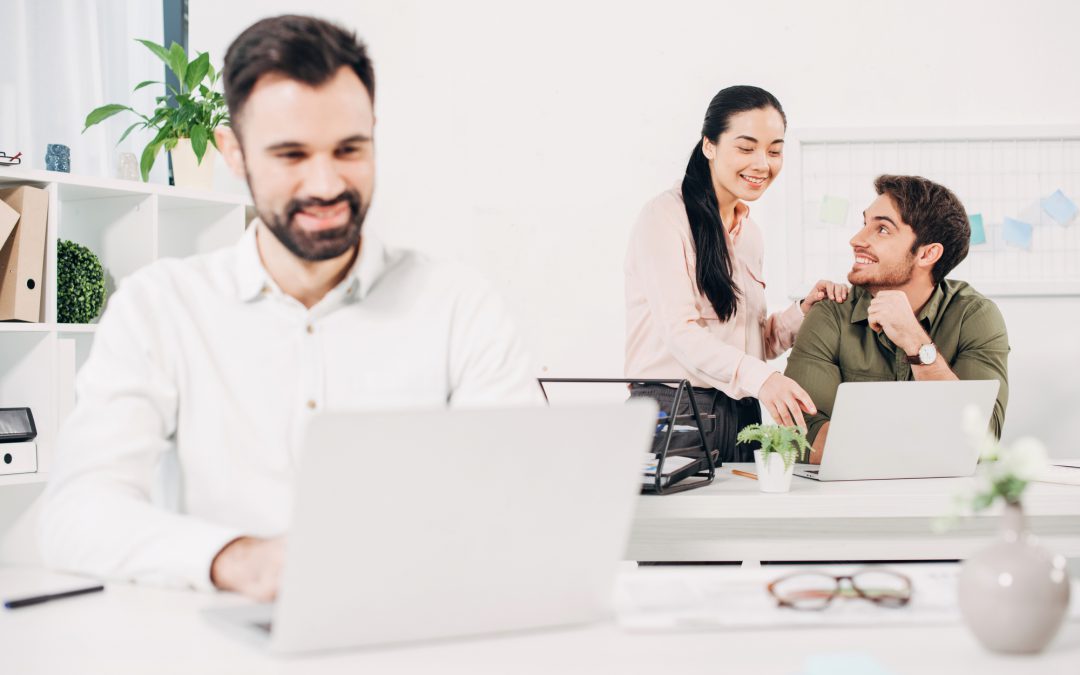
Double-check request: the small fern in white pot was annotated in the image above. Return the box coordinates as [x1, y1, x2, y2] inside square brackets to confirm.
[737, 424, 811, 493]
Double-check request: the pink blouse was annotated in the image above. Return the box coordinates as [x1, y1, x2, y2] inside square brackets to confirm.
[624, 184, 804, 400]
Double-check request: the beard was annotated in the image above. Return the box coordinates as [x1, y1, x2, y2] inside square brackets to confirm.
[256, 187, 368, 262]
[847, 252, 915, 290]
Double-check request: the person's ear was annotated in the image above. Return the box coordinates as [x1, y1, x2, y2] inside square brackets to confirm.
[916, 242, 944, 271]
[216, 126, 246, 179]
[702, 136, 716, 161]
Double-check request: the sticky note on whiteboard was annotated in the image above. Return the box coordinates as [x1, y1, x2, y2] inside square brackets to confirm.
[1003, 217, 1033, 250]
[819, 196, 849, 225]
[1041, 189, 1078, 225]
[968, 214, 986, 245]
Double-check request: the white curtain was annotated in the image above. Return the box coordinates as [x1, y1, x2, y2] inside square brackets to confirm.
[1, 0, 167, 181]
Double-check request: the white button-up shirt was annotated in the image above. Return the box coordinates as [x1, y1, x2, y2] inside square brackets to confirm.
[40, 222, 541, 590]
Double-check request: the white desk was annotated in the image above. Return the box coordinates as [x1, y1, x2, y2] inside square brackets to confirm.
[628, 464, 1080, 562]
[2, 565, 1078, 674]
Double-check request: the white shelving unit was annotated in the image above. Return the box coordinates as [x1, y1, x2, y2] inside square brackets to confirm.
[0, 167, 251, 491]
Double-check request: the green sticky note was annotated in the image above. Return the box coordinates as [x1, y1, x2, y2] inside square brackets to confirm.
[819, 196, 849, 225]
[969, 213, 986, 245]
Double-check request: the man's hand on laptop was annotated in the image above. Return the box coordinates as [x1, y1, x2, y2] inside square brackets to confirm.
[210, 536, 286, 601]
[866, 291, 929, 355]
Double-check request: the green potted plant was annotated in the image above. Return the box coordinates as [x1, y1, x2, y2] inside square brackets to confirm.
[736, 423, 810, 493]
[82, 39, 229, 188]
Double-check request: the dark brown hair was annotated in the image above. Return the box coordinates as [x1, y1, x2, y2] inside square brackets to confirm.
[223, 15, 375, 132]
[874, 175, 970, 284]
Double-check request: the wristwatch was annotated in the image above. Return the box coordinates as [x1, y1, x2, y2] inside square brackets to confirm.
[905, 342, 938, 366]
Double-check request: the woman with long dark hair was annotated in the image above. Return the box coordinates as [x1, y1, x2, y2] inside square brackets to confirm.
[625, 85, 845, 463]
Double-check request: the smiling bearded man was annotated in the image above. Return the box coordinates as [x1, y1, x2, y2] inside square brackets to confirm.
[40, 14, 542, 602]
[783, 174, 1010, 464]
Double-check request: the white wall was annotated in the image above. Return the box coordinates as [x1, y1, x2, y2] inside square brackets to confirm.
[190, 0, 1080, 455]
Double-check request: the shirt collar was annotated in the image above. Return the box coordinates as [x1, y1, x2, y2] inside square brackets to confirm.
[235, 219, 388, 303]
[236, 222, 270, 302]
[728, 201, 750, 241]
[915, 283, 947, 324]
[672, 182, 750, 240]
[849, 282, 947, 327]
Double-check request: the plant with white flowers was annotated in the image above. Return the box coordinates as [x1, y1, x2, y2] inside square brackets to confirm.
[936, 406, 1048, 530]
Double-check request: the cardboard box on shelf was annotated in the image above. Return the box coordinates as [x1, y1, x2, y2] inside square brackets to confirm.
[0, 185, 48, 322]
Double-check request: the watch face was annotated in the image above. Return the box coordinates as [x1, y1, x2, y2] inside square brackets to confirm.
[919, 343, 937, 364]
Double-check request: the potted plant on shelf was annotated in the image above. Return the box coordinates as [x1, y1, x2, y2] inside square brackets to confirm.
[82, 39, 229, 189]
[736, 423, 810, 493]
[938, 408, 1070, 654]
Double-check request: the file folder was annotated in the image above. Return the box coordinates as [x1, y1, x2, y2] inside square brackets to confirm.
[0, 442, 38, 476]
[0, 185, 48, 322]
[0, 197, 18, 244]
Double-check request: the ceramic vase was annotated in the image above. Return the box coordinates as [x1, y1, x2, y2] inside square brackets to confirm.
[957, 501, 1071, 653]
[45, 143, 70, 172]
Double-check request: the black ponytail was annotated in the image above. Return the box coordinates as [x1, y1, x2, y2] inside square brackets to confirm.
[681, 85, 785, 321]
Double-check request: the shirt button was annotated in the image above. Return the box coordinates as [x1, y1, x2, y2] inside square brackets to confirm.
[306, 400, 317, 410]
[306, 324, 314, 334]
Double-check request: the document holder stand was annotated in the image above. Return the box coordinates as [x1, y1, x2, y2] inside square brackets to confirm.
[537, 378, 717, 495]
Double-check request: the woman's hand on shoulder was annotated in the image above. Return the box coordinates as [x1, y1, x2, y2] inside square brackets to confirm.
[800, 280, 848, 315]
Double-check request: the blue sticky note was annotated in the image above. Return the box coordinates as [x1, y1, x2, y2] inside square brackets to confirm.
[1003, 217, 1033, 250]
[968, 213, 986, 245]
[803, 652, 896, 675]
[1041, 189, 1078, 225]
[819, 196, 849, 225]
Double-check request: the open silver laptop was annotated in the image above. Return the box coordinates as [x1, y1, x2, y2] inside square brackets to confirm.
[203, 401, 657, 654]
[793, 380, 999, 481]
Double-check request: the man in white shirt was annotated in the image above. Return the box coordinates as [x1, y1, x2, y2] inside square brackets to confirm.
[39, 15, 540, 601]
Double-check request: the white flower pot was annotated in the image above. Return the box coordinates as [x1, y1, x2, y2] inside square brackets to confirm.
[754, 449, 794, 493]
[170, 138, 216, 190]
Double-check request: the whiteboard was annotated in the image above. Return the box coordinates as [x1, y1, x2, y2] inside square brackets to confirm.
[785, 127, 1080, 297]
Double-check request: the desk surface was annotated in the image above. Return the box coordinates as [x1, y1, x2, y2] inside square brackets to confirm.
[628, 464, 1080, 562]
[2, 565, 1077, 675]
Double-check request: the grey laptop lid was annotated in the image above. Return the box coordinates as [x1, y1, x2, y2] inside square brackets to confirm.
[798, 380, 999, 481]
[261, 401, 657, 654]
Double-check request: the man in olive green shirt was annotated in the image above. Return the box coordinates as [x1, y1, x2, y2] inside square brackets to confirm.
[785, 175, 1009, 463]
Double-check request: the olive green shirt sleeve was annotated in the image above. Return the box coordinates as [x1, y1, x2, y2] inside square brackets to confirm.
[783, 302, 842, 445]
[952, 299, 1010, 439]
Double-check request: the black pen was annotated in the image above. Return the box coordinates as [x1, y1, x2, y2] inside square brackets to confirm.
[3, 584, 104, 610]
